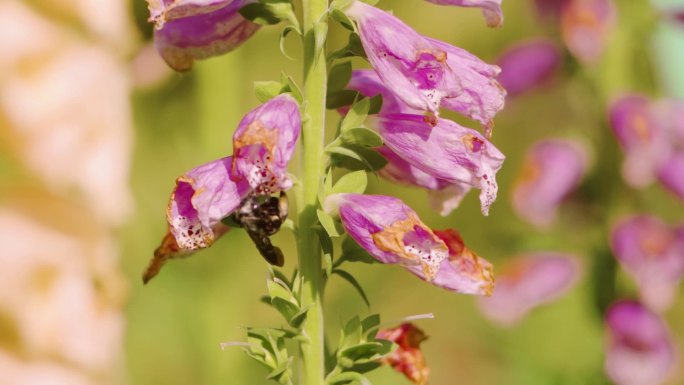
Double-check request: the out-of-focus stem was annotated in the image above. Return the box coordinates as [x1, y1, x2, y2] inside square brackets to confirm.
[298, 0, 327, 383]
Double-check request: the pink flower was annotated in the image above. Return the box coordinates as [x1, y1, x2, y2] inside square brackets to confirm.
[496, 39, 562, 96]
[424, 0, 504, 27]
[231, 94, 301, 195]
[478, 253, 581, 325]
[326, 194, 494, 294]
[511, 139, 588, 228]
[345, 1, 462, 114]
[376, 323, 430, 385]
[372, 114, 505, 215]
[377, 146, 472, 216]
[605, 301, 676, 385]
[346, 70, 422, 115]
[147, 0, 260, 71]
[145, 156, 251, 283]
[560, 0, 617, 64]
[611, 215, 684, 311]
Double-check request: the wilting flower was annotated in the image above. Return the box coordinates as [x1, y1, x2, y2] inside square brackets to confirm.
[326, 194, 494, 294]
[372, 114, 505, 215]
[376, 323, 430, 385]
[231, 94, 301, 195]
[496, 39, 562, 96]
[377, 146, 472, 216]
[609, 94, 670, 188]
[145, 157, 251, 283]
[605, 301, 676, 385]
[146, 0, 260, 71]
[424, 0, 504, 27]
[611, 215, 684, 311]
[478, 253, 581, 325]
[560, 0, 617, 64]
[345, 1, 462, 114]
[511, 139, 588, 228]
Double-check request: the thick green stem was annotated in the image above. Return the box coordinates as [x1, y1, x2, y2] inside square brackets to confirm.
[298, 0, 328, 383]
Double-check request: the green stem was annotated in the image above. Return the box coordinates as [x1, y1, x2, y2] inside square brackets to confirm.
[298, 0, 328, 383]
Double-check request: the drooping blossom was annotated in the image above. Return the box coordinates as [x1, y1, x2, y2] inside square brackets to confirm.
[146, 0, 260, 71]
[325, 194, 494, 294]
[609, 94, 670, 187]
[560, 0, 617, 64]
[377, 146, 472, 216]
[496, 39, 562, 96]
[376, 323, 430, 385]
[371, 114, 505, 215]
[426, 37, 506, 129]
[231, 94, 301, 195]
[345, 1, 462, 114]
[511, 139, 588, 228]
[145, 157, 250, 283]
[605, 301, 676, 385]
[346, 70, 422, 115]
[611, 215, 684, 311]
[424, 0, 504, 27]
[478, 253, 581, 325]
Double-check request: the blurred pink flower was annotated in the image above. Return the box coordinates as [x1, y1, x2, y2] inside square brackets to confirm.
[424, 0, 504, 27]
[231, 94, 301, 195]
[496, 39, 562, 96]
[376, 323, 430, 385]
[327, 194, 494, 294]
[605, 301, 676, 385]
[0, 208, 125, 375]
[533, 0, 569, 20]
[0, 351, 95, 385]
[346, 1, 462, 114]
[372, 114, 505, 215]
[377, 146, 472, 216]
[147, 0, 261, 71]
[478, 253, 581, 325]
[560, 0, 617, 64]
[611, 215, 684, 311]
[511, 138, 588, 228]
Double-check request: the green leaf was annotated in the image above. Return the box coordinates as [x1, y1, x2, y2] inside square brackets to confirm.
[340, 98, 370, 133]
[341, 315, 362, 350]
[313, 21, 328, 61]
[281, 73, 304, 103]
[340, 236, 379, 265]
[317, 209, 342, 237]
[319, 229, 334, 277]
[267, 278, 293, 302]
[339, 342, 384, 361]
[326, 89, 361, 109]
[327, 371, 372, 385]
[340, 127, 383, 147]
[333, 269, 370, 307]
[331, 170, 368, 195]
[271, 297, 300, 321]
[254, 81, 287, 102]
[368, 94, 383, 114]
[361, 314, 381, 336]
[329, 145, 387, 172]
[330, 8, 355, 31]
[289, 304, 312, 328]
[279, 25, 300, 60]
[328, 61, 353, 91]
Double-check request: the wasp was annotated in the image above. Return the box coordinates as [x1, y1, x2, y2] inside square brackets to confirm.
[231, 191, 288, 266]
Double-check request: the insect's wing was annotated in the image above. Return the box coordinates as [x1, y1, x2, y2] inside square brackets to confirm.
[245, 229, 285, 267]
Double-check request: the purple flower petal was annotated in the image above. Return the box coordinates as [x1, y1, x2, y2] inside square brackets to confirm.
[496, 39, 562, 96]
[406, 229, 494, 295]
[346, 70, 421, 115]
[147, 0, 260, 71]
[346, 1, 462, 114]
[511, 139, 588, 228]
[658, 152, 684, 200]
[328, 193, 449, 280]
[377, 146, 472, 216]
[560, 0, 617, 64]
[609, 94, 672, 187]
[533, 0, 569, 21]
[477, 253, 581, 325]
[372, 114, 505, 215]
[424, 0, 504, 27]
[232, 94, 301, 195]
[145, 156, 250, 283]
[426, 37, 506, 128]
[611, 215, 684, 311]
[605, 301, 676, 385]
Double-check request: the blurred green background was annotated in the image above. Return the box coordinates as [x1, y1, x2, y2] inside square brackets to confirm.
[3, 0, 684, 384]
